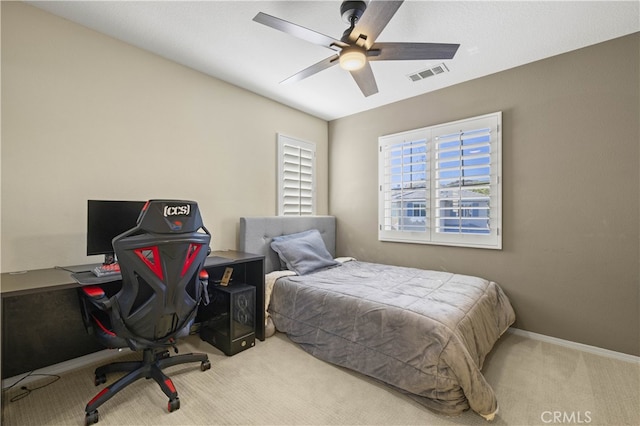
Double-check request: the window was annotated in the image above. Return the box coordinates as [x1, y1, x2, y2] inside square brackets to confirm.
[378, 112, 502, 249]
[277, 134, 316, 216]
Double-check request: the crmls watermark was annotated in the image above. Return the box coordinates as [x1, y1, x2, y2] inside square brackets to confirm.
[540, 411, 592, 424]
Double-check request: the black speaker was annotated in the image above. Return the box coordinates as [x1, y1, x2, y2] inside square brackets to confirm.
[200, 283, 256, 356]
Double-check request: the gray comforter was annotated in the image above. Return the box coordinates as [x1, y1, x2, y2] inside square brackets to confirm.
[269, 260, 515, 418]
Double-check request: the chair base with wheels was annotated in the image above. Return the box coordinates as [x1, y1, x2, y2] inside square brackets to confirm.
[84, 347, 211, 425]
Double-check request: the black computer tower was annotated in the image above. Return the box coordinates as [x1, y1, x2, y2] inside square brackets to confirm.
[200, 283, 256, 356]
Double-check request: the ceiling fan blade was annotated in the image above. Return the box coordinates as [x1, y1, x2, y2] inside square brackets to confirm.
[368, 42, 460, 61]
[348, 1, 404, 48]
[254, 12, 347, 51]
[349, 62, 379, 97]
[281, 54, 340, 85]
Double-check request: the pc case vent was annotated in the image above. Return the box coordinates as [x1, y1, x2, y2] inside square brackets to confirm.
[408, 63, 450, 82]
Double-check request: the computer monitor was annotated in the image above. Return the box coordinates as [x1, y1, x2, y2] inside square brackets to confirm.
[87, 200, 146, 264]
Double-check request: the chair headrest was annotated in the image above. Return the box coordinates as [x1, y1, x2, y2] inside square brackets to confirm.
[136, 200, 205, 234]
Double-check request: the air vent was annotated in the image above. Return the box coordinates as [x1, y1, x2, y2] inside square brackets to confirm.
[408, 63, 449, 82]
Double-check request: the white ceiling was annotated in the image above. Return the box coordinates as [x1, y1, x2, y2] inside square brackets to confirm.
[27, 1, 639, 121]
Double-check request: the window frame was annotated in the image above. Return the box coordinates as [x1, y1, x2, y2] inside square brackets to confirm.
[277, 133, 316, 216]
[378, 112, 502, 250]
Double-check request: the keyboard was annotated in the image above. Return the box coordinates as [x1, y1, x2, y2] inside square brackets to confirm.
[92, 263, 121, 277]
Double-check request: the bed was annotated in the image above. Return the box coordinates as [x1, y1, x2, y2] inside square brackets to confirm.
[239, 216, 515, 420]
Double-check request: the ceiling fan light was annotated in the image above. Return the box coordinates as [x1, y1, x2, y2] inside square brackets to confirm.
[339, 49, 366, 71]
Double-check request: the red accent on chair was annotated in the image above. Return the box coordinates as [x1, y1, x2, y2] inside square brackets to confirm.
[134, 246, 163, 279]
[82, 286, 105, 298]
[181, 243, 203, 277]
[91, 315, 116, 336]
[88, 388, 110, 407]
[165, 378, 176, 394]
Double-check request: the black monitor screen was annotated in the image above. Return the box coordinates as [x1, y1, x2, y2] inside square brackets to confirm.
[87, 200, 146, 259]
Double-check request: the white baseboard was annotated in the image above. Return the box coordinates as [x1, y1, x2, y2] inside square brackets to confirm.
[2, 348, 124, 390]
[508, 327, 640, 364]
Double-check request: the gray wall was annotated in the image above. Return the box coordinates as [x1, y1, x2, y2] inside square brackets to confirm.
[1, 2, 328, 272]
[329, 34, 639, 356]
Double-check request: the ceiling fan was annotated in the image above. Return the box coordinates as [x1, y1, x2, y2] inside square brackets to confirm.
[253, 0, 460, 97]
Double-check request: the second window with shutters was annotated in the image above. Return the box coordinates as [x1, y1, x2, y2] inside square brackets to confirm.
[277, 134, 316, 216]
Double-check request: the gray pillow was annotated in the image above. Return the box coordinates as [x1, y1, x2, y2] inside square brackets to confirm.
[270, 229, 339, 275]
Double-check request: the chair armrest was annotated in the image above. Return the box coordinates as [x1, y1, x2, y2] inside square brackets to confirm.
[82, 286, 106, 298]
[81, 286, 112, 310]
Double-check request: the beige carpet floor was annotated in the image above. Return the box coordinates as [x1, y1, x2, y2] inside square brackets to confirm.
[2, 331, 638, 426]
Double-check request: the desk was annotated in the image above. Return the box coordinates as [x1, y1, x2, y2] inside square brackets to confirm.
[2, 267, 80, 296]
[1, 251, 264, 379]
[1, 268, 109, 379]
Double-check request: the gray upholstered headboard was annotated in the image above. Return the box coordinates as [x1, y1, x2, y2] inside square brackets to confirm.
[239, 216, 336, 274]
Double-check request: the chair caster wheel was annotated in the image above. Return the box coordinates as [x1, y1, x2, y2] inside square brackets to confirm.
[201, 360, 211, 371]
[85, 409, 99, 425]
[168, 397, 180, 412]
[94, 374, 107, 386]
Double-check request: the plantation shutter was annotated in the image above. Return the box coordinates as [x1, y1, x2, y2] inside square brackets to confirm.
[278, 134, 316, 216]
[434, 127, 492, 235]
[379, 112, 501, 249]
[379, 131, 430, 242]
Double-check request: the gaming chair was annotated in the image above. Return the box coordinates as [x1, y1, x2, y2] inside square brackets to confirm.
[80, 200, 212, 426]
